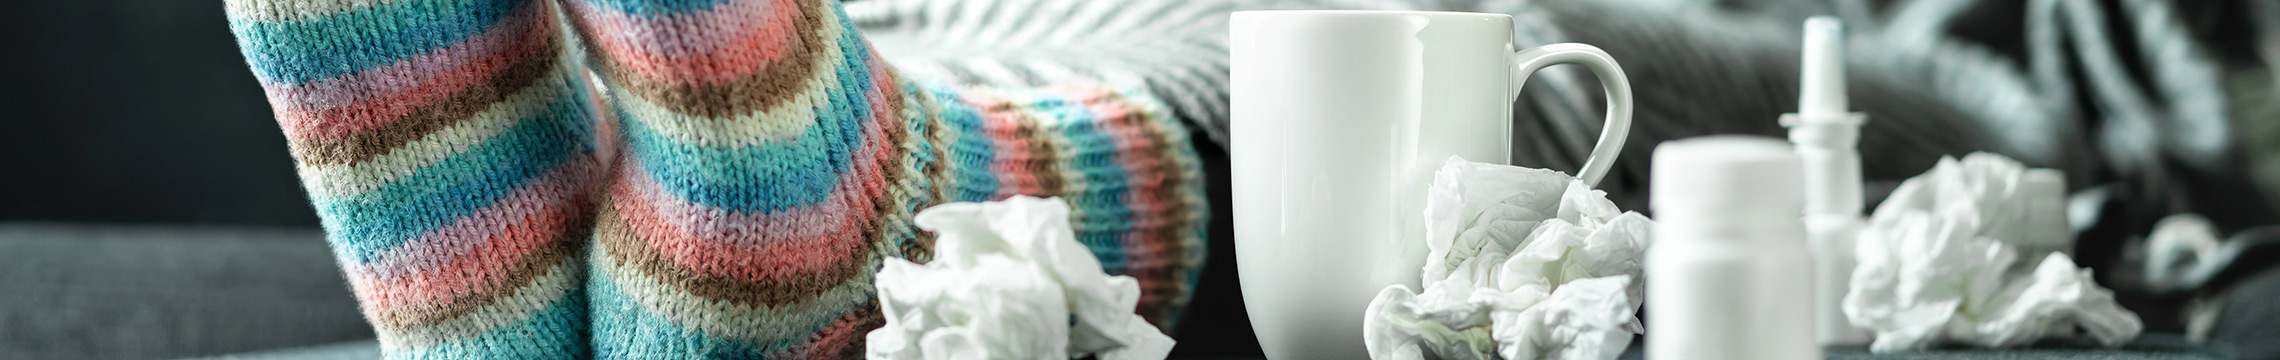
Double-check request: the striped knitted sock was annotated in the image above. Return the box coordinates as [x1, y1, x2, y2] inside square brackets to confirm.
[569, 0, 916, 357]
[225, 0, 606, 357]
[567, 0, 1206, 357]
[227, 0, 1207, 357]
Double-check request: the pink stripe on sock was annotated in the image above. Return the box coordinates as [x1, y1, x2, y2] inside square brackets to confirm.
[608, 113, 898, 282]
[564, 0, 801, 88]
[1072, 90, 1180, 263]
[969, 93, 1046, 198]
[348, 157, 597, 281]
[861, 56, 900, 165]
[612, 172, 866, 283]
[351, 157, 597, 311]
[618, 160, 857, 244]
[269, 0, 553, 142]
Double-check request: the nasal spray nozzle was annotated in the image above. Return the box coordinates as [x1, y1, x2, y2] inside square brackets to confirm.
[1786, 16, 1875, 346]
[1785, 17, 1867, 216]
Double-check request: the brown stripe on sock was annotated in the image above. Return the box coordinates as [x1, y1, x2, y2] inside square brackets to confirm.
[593, 202, 875, 307]
[862, 70, 928, 261]
[1122, 95, 1197, 328]
[868, 67, 911, 212]
[573, 0, 829, 120]
[1133, 100, 1193, 264]
[904, 83, 952, 262]
[292, 10, 565, 166]
[371, 215, 591, 330]
[1017, 118, 1065, 195]
[913, 87, 950, 204]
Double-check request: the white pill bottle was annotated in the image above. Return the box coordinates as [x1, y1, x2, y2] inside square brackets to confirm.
[1645, 136, 1820, 360]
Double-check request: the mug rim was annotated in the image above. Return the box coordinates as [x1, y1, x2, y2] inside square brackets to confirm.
[1230, 9, 1512, 20]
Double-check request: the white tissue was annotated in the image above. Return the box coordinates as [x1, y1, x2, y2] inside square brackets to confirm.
[1845, 153, 2142, 352]
[866, 196, 1175, 360]
[1366, 156, 1653, 360]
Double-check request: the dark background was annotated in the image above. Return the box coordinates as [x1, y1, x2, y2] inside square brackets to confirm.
[0, 0, 1263, 358]
[0, 2, 374, 358]
[1, 0, 319, 226]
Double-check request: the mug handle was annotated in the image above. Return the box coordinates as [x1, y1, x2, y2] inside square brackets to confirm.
[1509, 43, 1633, 187]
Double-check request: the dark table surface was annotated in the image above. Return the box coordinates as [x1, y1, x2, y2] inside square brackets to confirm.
[1619, 333, 2230, 360]
[1176, 333, 2235, 360]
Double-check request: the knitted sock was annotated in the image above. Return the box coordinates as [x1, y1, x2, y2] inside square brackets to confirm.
[564, 0, 1205, 356]
[848, 0, 1239, 326]
[225, 0, 1207, 358]
[224, 0, 605, 357]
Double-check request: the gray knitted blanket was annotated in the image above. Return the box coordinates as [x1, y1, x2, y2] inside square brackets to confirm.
[851, 0, 2267, 212]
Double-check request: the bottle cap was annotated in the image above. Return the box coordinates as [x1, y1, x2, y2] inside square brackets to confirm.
[1651, 136, 1805, 228]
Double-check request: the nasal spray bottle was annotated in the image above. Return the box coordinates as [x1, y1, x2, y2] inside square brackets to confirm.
[1783, 16, 1874, 346]
[1647, 136, 1819, 360]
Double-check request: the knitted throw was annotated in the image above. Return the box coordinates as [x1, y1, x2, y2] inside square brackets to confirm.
[222, 0, 1208, 357]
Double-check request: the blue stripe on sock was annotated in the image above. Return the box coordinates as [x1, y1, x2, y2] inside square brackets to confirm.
[232, 0, 528, 84]
[1029, 94, 1139, 270]
[573, 0, 739, 19]
[617, 46, 888, 213]
[925, 88, 996, 203]
[617, 100, 855, 213]
[315, 88, 593, 264]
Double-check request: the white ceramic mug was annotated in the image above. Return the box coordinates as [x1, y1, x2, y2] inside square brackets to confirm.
[1230, 10, 1633, 359]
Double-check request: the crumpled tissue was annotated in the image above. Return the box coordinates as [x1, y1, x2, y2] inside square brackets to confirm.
[1364, 156, 1654, 360]
[866, 196, 1175, 360]
[1846, 153, 2142, 352]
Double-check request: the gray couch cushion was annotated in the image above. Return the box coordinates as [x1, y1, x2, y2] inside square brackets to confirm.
[0, 223, 371, 359]
[181, 340, 378, 360]
[2211, 267, 2280, 360]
